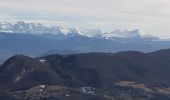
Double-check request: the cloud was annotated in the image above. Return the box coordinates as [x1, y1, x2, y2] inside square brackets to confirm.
[0, 0, 170, 37]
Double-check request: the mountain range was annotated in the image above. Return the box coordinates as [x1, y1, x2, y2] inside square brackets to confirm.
[1, 21, 168, 41]
[0, 49, 170, 99]
[0, 21, 170, 63]
[0, 21, 157, 39]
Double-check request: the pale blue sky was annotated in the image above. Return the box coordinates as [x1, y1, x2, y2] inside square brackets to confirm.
[0, 0, 170, 38]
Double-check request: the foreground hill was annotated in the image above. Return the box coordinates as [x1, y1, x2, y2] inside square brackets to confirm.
[0, 49, 170, 99]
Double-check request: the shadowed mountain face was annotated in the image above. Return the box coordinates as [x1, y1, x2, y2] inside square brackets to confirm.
[43, 51, 170, 88]
[39, 49, 78, 57]
[0, 31, 170, 61]
[0, 50, 170, 99]
[0, 49, 170, 91]
[0, 55, 64, 90]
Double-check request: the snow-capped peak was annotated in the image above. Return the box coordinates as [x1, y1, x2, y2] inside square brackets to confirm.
[67, 27, 103, 37]
[103, 29, 157, 39]
[132, 29, 156, 39]
[0, 21, 158, 40]
[0, 21, 102, 37]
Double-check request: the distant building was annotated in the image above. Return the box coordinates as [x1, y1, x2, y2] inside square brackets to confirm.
[81, 87, 95, 95]
[38, 85, 46, 92]
[39, 59, 47, 63]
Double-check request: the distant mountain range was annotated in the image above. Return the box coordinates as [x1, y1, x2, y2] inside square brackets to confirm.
[39, 49, 78, 57]
[0, 21, 170, 61]
[1, 49, 170, 99]
[0, 21, 160, 39]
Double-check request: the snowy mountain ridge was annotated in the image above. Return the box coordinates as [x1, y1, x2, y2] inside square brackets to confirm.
[0, 21, 158, 40]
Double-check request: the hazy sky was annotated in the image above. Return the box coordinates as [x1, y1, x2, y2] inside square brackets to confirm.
[0, 0, 170, 38]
